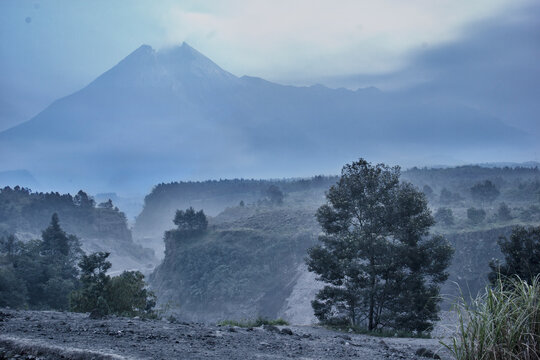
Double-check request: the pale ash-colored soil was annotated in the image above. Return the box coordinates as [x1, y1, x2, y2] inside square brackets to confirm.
[0, 309, 454, 360]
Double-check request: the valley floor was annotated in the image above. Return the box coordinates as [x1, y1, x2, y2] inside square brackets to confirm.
[0, 309, 452, 360]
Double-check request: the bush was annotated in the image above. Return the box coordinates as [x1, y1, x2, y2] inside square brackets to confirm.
[497, 203, 512, 222]
[70, 252, 156, 318]
[467, 207, 486, 225]
[434, 207, 455, 226]
[445, 276, 539, 360]
[218, 317, 289, 328]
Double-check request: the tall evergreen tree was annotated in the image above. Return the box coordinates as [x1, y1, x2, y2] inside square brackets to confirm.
[307, 159, 453, 332]
[41, 213, 70, 257]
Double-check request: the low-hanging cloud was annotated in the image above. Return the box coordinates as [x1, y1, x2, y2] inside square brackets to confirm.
[326, 2, 540, 137]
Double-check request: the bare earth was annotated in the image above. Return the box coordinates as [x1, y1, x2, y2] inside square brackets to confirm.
[0, 309, 453, 360]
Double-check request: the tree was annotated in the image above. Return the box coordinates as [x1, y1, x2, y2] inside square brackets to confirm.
[0, 215, 82, 310]
[41, 213, 70, 257]
[434, 207, 455, 226]
[497, 202, 512, 222]
[70, 252, 112, 314]
[470, 180, 500, 204]
[106, 271, 156, 317]
[73, 190, 95, 208]
[70, 252, 156, 318]
[306, 159, 453, 332]
[467, 207, 486, 225]
[265, 185, 284, 205]
[439, 188, 462, 205]
[173, 207, 208, 233]
[489, 226, 540, 285]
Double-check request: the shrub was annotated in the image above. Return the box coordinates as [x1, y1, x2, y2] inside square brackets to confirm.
[497, 203, 512, 222]
[467, 207, 486, 225]
[435, 207, 455, 226]
[218, 317, 289, 327]
[444, 276, 539, 360]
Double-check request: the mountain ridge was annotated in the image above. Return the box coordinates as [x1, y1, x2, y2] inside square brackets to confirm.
[0, 43, 533, 193]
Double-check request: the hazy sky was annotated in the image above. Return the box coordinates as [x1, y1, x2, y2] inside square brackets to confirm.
[0, 0, 536, 131]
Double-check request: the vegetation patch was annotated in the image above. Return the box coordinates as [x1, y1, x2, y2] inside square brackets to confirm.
[444, 276, 539, 360]
[218, 317, 289, 328]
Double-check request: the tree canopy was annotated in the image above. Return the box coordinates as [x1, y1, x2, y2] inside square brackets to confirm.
[70, 251, 156, 318]
[489, 225, 540, 285]
[173, 207, 208, 233]
[306, 159, 453, 333]
[470, 180, 500, 204]
[0, 214, 81, 309]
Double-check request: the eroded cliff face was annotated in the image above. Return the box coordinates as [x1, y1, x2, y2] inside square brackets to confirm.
[278, 226, 513, 326]
[278, 263, 322, 325]
[149, 208, 319, 323]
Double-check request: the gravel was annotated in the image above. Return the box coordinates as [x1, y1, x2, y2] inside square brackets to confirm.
[0, 309, 453, 359]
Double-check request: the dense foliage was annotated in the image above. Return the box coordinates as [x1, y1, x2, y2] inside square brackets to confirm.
[306, 159, 453, 333]
[0, 214, 82, 309]
[489, 226, 540, 285]
[0, 214, 156, 317]
[70, 252, 156, 318]
[173, 207, 208, 233]
[470, 180, 500, 204]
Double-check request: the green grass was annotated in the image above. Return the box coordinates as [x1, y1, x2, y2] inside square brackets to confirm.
[218, 316, 289, 328]
[443, 276, 540, 360]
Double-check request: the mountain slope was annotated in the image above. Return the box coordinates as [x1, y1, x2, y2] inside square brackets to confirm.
[0, 43, 532, 192]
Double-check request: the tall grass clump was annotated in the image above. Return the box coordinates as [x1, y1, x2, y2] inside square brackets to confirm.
[445, 276, 539, 360]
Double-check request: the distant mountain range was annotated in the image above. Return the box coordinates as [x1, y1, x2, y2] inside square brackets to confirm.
[0, 43, 534, 193]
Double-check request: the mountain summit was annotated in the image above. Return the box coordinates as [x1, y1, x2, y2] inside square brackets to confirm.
[0, 44, 533, 192]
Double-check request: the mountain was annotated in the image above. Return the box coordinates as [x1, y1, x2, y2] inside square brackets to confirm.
[0, 43, 533, 193]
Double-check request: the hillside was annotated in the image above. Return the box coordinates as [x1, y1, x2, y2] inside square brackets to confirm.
[150, 207, 318, 322]
[0, 43, 533, 193]
[0, 186, 156, 273]
[144, 165, 540, 322]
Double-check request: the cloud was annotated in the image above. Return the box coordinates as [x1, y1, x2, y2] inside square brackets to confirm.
[317, 2, 540, 138]
[404, 3, 540, 135]
[156, 0, 529, 83]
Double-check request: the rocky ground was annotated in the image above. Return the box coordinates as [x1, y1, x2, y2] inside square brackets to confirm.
[0, 309, 454, 360]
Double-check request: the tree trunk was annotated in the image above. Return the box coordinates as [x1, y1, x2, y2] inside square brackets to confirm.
[368, 258, 376, 330]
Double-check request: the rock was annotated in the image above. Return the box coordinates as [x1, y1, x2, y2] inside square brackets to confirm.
[89, 309, 106, 319]
[262, 324, 280, 333]
[415, 347, 441, 359]
[280, 328, 293, 335]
